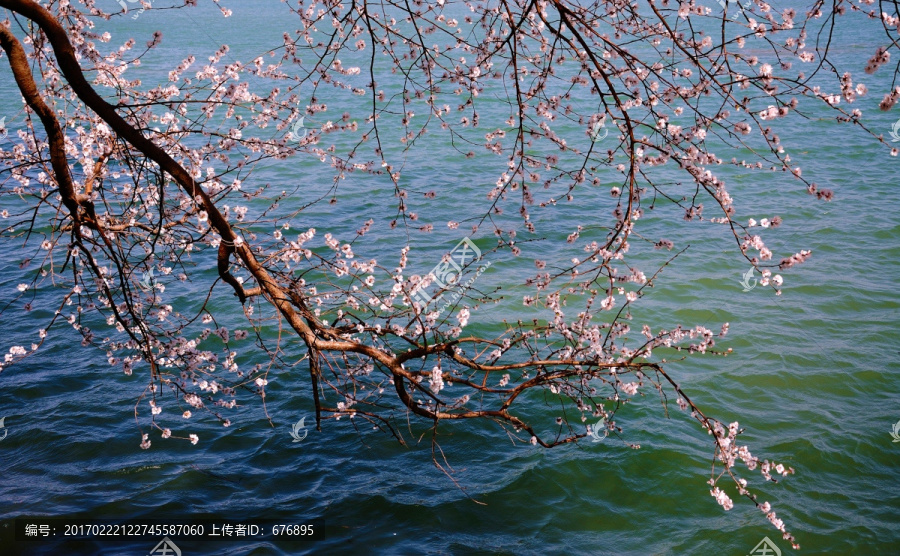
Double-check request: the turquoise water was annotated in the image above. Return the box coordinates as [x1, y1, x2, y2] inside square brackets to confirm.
[0, 1, 899, 555]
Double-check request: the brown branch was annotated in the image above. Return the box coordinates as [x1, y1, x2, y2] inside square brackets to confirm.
[0, 23, 83, 224]
[308, 346, 323, 430]
[0, 0, 325, 345]
[217, 242, 247, 303]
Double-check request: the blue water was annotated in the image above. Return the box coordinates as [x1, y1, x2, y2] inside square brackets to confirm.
[0, 1, 899, 555]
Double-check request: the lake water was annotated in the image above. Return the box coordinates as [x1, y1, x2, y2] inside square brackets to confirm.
[0, 1, 898, 554]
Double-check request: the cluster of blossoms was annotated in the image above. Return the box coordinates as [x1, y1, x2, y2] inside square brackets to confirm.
[866, 46, 891, 74]
[878, 86, 900, 111]
[779, 249, 814, 270]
